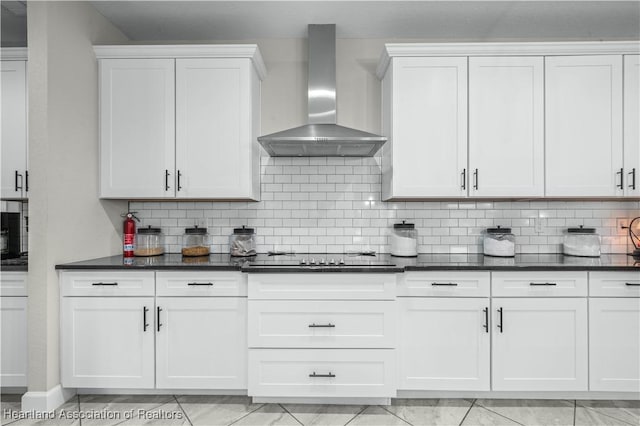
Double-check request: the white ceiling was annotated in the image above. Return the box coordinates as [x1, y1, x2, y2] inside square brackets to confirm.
[91, 1, 640, 41]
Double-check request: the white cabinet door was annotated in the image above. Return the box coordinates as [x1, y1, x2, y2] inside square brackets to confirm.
[545, 55, 623, 197]
[1, 60, 27, 199]
[61, 297, 155, 388]
[99, 59, 175, 198]
[589, 298, 640, 392]
[398, 298, 490, 391]
[1, 296, 27, 387]
[156, 297, 247, 389]
[382, 57, 467, 199]
[176, 58, 260, 200]
[492, 298, 588, 391]
[469, 57, 544, 197]
[624, 55, 640, 197]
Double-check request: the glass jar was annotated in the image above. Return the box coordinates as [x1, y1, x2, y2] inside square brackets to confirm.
[563, 226, 601, 257]
[182, 226, 210, 257]
[483, 226, 516, 257]
[390, 221, 418, 257]
[229, 226, 257, 257]
[134, 226, 164, 257]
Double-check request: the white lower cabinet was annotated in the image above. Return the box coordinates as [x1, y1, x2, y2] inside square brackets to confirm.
[248, 349, 395, 398]
[156, 297, 247, 389]
[491, 298, 588, 391]
[61, 297, 155, 388]
[398, 297, 490, 391]
[1, 296, 28, 387]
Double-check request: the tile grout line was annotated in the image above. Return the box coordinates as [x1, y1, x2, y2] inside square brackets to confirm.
[573, 400, 576, 426]
[173, 395, 193, 426]
[343, 405, 369, 426]
[227, 402, 267, 426]
[458, 398, 476, 426]
[278, 403, 304, 426]
[377, 404, 413, 426]
[477, 404, 527, 426]
[77, 394, 82, 426]
[577, 403, 637, 426]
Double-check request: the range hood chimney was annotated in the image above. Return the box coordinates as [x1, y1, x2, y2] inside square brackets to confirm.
[258, 24, 387, 157]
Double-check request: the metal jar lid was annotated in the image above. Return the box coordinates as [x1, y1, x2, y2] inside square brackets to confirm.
[394, 220, 415, 229]
[233, 225, 255, 235]
[138, 225, 162, 234]
[487, 226, 512, 234]
[185, 225, 207, 235]
[567, 225, 596, 234]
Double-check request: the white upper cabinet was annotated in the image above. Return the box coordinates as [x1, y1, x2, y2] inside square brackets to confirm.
[468, 57, 544, 197]
[381, 56, 468, 200]
[545, 55, 623, 197]
[1, 57, 28, 199]
[96, 45, 265, 200]
[175, 58, 260, 199]
[624, 55, 640, 197]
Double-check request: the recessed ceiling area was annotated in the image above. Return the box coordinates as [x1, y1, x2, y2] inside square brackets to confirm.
[90, 1, 640, 41]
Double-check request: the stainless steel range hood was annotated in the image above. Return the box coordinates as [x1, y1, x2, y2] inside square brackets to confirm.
[258, 24, 387, 157]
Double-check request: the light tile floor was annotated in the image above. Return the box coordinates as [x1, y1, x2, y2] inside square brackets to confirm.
[1, 395, 639, 426]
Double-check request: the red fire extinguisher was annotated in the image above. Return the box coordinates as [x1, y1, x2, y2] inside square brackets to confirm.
[122, 212, 139, 258]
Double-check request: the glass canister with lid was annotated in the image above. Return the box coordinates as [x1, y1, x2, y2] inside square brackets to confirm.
[563, 225, 601, 257]
[483, 226, 516, 257]
[134, 225, 164, 257]
[390, 221, 418, 257]
[182, 226, 210, 257]
[229, 226, 257, 257]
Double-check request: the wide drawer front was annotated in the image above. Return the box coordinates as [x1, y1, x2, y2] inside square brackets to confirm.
[60, 271, 155, 296]
[248, 274, 395, 300]
[248, 349, 395, 398]
[248, 300, 395, 348]
[398, 271, 490, 297]
[156, 271, 247, 296]
[492, 271, 587, 297]
[0, 271, 27, 296]
[589, 271, 640, 297]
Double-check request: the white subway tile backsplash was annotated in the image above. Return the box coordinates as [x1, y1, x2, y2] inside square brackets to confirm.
[132, 156, 640, 255]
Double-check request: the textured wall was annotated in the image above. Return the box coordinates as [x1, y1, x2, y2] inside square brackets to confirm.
[131, 156, 640, 255]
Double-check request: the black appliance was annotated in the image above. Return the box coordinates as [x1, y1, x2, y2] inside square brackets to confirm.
[1, 211, 21, 260]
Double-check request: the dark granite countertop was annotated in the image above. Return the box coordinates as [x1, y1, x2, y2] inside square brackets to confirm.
[1, 256, 29, 272]
[55, 253, 640, 272]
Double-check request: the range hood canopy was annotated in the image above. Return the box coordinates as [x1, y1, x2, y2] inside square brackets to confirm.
[258, 24, 387, 157]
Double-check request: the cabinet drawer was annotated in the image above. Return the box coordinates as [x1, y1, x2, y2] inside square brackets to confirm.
[248, 300, 395, 348]
[248, 274, 396, 300]
[589, 271, 640, 297]
[248, 349, 395, 398]
[0, 271, 27, 296]
[60, 271, 155, 296]
[492, 271, 587, 297]
[156, 271, 247, 296]
[398, 271, 490, 297]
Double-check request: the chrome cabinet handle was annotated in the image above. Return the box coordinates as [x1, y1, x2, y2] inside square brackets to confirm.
[165, 170, 170, 191]
[497, 308, 503, 333]
[473, 169, 478, 190]
[483, 307, 489, 333]
[92, 282, 118, 286]
[629, 168, 636, 190]
[309, 372, 335, 378]
[616, 168, 624, 189]
[530, 282, 557, 286]
[431, 282, 458, 286]
[157, 307, 162, 332]
[309, 323, 335, 328]
[461, 169, 466, 190]
[143, 307, 149, 332]
[177, 170, 182, 191]
[187, 282, 213, 286]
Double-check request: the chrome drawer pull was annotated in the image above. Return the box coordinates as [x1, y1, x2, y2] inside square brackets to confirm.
[625, 283, 640, 286]
[431, 282, 458, 286]
[187, 282, 214, 286]
[92, 282, 118, 286]
[308, 323, 335, 328]
[529, 282, 557, 286]
[309, 372, 335, 378]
